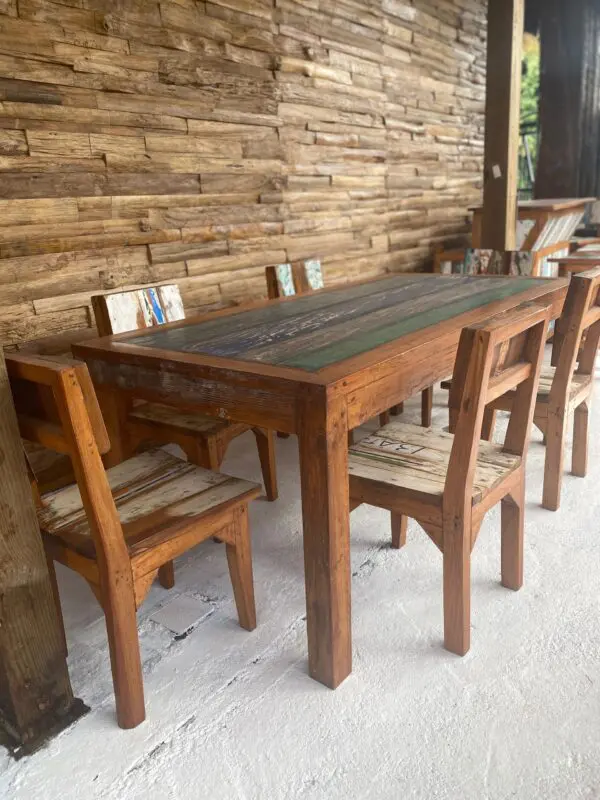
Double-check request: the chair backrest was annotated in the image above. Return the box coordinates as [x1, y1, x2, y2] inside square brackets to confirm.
[435, 245, 567, 278]
[550, 267, 600, 408]
[6, 354, 128, 564]
[92, 284, 185, 336]
[447, 303, 551, 506]
[265, 259, 324, 299]
[437, 248, 535, 277]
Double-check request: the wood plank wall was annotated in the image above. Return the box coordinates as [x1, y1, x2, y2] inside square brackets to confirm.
[0, 0, 486, 347]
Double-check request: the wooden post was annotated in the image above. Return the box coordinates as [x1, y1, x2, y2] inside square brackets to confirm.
[0, 351, 85, 756]
[482, 0, 525, 250]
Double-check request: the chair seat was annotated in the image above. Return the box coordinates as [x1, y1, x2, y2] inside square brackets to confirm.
[349, 422, 521, 505]
[38, 448, 260, 557]
[535, 365, 591, 402]
[129, 401, 246, 438]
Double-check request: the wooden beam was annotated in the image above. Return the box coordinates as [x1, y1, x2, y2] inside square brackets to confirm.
[482, 0, 525, 250]
[0, 350, 85, 757]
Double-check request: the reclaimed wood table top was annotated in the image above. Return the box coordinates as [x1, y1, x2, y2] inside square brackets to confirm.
[74, 273, 568, 691]
[76, 274, 565, 381]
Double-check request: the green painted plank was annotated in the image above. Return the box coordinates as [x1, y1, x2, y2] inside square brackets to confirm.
[281, 279, 542, 370]
[248, 276, 506, 364]
[129, 274, 429, 354]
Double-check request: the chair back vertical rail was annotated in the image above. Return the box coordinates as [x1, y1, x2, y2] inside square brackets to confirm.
[502, 315, 549, 457]
[549, 268, 600, 412]
[445, 327, 494, 507]
[447, 303, 550, 480]
[52, 368, 129, 570]
[265, 260, 323, 299]
[27, 360, 143, 726]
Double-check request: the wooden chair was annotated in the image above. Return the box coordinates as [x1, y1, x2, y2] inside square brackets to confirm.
[91, 285, 278, 502]
[7, 353, 261, 730]
[483, 268, 600, 511]
[349, 302, 551, 656]
[433, 244, 569, 279]
[266, 261, 433, 426]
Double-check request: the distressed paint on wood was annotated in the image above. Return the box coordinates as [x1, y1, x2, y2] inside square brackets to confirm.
[104, 285, 185, 336]
[38, 448, 258, 556]
[128, 275, 544, 372]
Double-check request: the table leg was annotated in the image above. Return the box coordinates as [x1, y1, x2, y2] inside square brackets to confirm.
[297, 390, 351, 689]
[95, 386, 132, 467]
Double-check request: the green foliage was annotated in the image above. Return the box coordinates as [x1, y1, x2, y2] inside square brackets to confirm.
[519, 35, 541, 194]
[521, 38, 540, 126]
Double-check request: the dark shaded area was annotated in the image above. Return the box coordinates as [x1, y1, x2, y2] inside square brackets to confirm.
[532, 0, 600, 198]
[525, 0, 541, 34]
[1, 699, 88, 761]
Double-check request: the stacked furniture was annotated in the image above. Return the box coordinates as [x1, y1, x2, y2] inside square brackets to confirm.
[437, 199, 595, 279]
[471, 198, 594, 275]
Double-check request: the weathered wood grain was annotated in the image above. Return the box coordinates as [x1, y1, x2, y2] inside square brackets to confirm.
[0, 0, 485, 345]
[125, 275, 545, 372]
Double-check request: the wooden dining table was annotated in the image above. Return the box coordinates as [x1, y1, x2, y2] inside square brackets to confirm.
[73, 273, 568, 689]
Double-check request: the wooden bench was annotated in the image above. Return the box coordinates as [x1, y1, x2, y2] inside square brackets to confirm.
[7, 353, 261, 730]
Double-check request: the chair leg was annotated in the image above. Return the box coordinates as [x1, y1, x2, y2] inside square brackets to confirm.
[183, 438, 221, 471]
[391, 403, 404, 415]
[443, 516, 470, 656]
[501, 483, 524, 591]
[379, 411, 391, 427]
[252, 428, 278, 502]
[391, 513, 407, 549]
[44, 548, 68, 657]
[481, 408, 496, 442]
[226, 507, 256, 631]
[572, 401, 589, 478]
[158, 561, 175, 590]
[542, 416, 566, 511]
[277, 432, 290, 439]
[101, 571, 145, 729]
[347, 429, 355, 446]
[421, 386, 433, 427]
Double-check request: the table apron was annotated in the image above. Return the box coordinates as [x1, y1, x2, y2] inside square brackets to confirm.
[84, 357, 299, 433]
[343, 341, 458, 430]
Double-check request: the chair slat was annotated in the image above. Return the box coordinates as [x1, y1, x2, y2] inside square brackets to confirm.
[92, 284, 185, 337]
[486, 362, 532, 404]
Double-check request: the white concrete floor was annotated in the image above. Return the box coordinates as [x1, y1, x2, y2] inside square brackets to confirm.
[2, 382, 600, 800]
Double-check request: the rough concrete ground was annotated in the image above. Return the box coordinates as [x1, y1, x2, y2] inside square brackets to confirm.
[1, 379, 600, 800]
